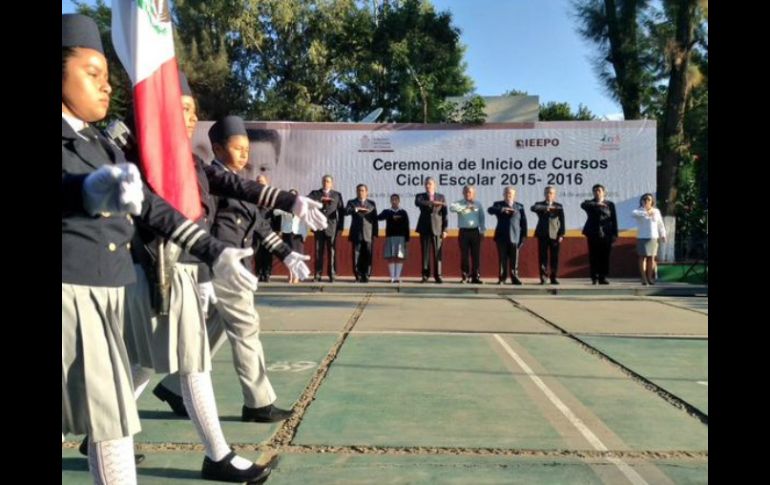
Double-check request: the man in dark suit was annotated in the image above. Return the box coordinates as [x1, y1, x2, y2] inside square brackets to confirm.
[488, 187, 528, 285]
[531, 186, 565, 285]
[345, 184, 379, 282]
[414, 177, 448, 283]
[581, 184, 618, 284]
[308, 175, 345, 282]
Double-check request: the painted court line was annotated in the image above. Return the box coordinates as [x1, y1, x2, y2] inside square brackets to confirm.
[493, 333, 649, 485]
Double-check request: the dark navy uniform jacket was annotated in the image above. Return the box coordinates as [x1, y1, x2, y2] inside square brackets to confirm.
[131, 155, 296, 282]
[62, 119, 226, 287]
[208, 160, 292, 270]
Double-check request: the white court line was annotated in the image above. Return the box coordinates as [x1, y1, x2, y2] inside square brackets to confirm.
[493, 334, 649, 485]
[264, 330, 559, 336]
[697, 381, 708, 386]
[264, 330, 516, 336]
[263, 330, 707, 339]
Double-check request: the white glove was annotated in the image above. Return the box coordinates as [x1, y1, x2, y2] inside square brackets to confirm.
[198, 281, 218, 314]
[118, 163, 144, 215]
[283, 251, 311, 281]
[212, 247, 258, 293]
[292, 196, 328, 232]
[82, 163, 144, 216]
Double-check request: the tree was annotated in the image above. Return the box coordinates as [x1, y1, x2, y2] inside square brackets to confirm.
[337, 0, 474, 122]
[437, 95, 487, 124]
[170, 0, 473, 122]
[539, 102, 596, 121]
[657, 0, 704, 216]
[572, 0, 708, 254]
[172, 0, 251, 119]
[504, 89, 597, 121]
[572, 0, 653, 119]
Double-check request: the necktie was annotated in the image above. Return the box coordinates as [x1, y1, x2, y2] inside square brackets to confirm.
[509, 204, 517, 243]
[79, 125, 100, 142]
[79, 125, 110, 159]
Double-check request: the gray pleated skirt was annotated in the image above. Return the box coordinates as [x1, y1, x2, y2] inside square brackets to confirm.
[636, 238, 659, 257]
[62, 284, 141, 442]
[123, 263, 211, 375]
[384, 236, 408, 259]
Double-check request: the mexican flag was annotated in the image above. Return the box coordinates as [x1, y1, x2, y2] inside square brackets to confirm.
[111, 0, 201, 220]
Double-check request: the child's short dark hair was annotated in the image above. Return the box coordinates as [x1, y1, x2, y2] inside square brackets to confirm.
[247, 129, 281, 162]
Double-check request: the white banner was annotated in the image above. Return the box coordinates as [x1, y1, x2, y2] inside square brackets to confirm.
[192, 121, 656, 232]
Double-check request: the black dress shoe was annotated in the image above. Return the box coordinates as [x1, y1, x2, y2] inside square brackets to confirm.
[153, 383, 188, 417]
[460, 277, 467, 284]
[539, 278, 547, 285]
[241, 404, 294, 423]
[511, 277, 523, 285]
[598, 278, 610, 285]
[201, 450, 271, 483]
[471, 278, 483, 284]
[79, 436, 146, 465]
[434, 277, 443, 284]
[550, 278, 559, 285]
[328, 275, 336, 283]
[421, 276, 429, 283]
[314, 274, 322, 282]
[591, 278, 597, 285]
[497, 280, 505, 285]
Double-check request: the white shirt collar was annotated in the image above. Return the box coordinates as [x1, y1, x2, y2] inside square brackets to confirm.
[62, 113, 88, 139]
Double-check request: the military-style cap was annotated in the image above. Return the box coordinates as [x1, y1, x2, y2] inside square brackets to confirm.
[62, 14, 104, 54]
[179, 71, 193, 96]
[208, 115, 247, 145]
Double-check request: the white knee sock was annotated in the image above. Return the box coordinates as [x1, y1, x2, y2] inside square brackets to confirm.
[388, 263, 395, 279]
[180, 372, 253, 470]
[88, 436, 137, 485]
[131, 365, 154, 400]
[395, 263, 403, 280]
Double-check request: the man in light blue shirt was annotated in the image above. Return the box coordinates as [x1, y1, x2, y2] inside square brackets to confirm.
[450, 185, 486, 283]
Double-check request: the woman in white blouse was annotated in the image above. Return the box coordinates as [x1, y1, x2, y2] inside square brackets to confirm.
[632, 193, 667, 285]
[274, 189, 309, 283]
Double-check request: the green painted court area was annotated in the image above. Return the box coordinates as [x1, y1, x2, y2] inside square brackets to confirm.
[63, 292, 707, 484]
[132, 333, 337, 445]
[580, 336, 708, 414]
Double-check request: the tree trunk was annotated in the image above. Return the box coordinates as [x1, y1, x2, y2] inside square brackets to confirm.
[658, 0, 697, 216]
[604, 0, 642, 119]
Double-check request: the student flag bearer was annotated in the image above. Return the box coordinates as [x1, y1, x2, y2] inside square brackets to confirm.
[106, 2, 317, 483]
[110, 0, 326, 254]
[111, 0, 200, 219]
[62, 11, 275, 484]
